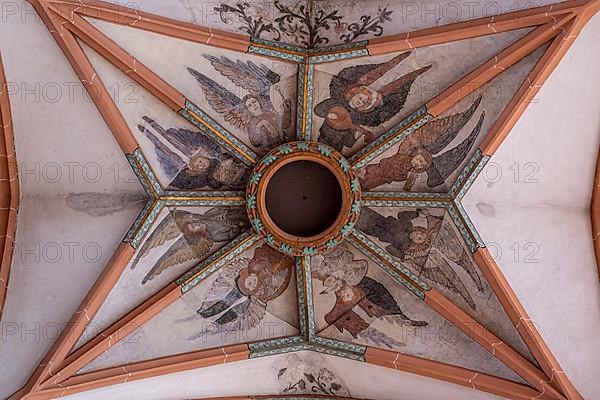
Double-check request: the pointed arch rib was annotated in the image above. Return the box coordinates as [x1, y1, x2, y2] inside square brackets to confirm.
[38, 233, 259, 389]
[426, 15, 573, 117]
[37, 1, 259, 165]
[424, 289, 565, 399]
[473, 248, 583, 400]
[9, 243, 135, 399]
[41, 0, 251, 52]
[365, 347, 554, 400]
[28, 0, 138, 154]
[367, 0, 585, 55]
[0, 52, 19, 321]
[21, 344, 249, 400]
[479, 12, 594, 154]
[349, 230, 564, 399]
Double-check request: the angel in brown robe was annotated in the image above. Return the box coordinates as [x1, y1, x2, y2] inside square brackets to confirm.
[360, 96, 484, 191]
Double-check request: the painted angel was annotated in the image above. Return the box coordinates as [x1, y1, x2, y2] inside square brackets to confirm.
[130, 208, 249, 284]
[183, 244, 294, 338]
[360, 96, 484, 191]
[314, 245, 427, 349]
[356, 207, 484, 310]
[138, 116, 248, 190]
[188, 55, 294, 154]
[315, 51, 431, 152]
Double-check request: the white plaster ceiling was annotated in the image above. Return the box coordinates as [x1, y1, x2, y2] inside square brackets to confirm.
[0, 0, 599, 399]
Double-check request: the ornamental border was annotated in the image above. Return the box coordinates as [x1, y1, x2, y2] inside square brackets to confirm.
[246, 142, 361, 256]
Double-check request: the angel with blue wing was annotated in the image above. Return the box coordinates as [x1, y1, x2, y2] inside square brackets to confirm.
[187, 55, 294, 154]
[180, 244, 294, 339]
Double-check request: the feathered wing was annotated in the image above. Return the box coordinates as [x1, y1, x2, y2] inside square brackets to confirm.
[137, 121, 185, 178]
[197, 258, 249, 316]
[203, 54, 280, 96]
[433, 222, 484, 292]
[187, 67, 249, 129]
[213, 297, 267, 331]
[358, 326, 406, 349]
[131, 214, 181, 270]
[424, 248, 476, 310]
[141, 236, 200, 284]
[423, 96, 482, 154]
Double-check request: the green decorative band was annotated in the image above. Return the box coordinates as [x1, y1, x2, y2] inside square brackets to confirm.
[296, 63, 314, 141]
[303, 343, 365, 362]
[246, 142, 361, 256]
[129, 200, 164, 249]
[347, 230, 429, 299]
[311, 336, 366, 355]
[307, 40, 369, 55]
[129, 148, 163, 196]
[309, 49, 369, 64]
[177, 231, 260, 292]
[250, 37, 306, 55]
[362, 191, 449, 201]
[180, 100, 258, 166]
[248, 46, 305, 63]
[454, 151, 490, 201]
[448, 200, 484, 253]
[123, 198, 155, 245]
[350, 106, 431, 169]
[295, 257, 309, 338]
[161, 198, 245, 207]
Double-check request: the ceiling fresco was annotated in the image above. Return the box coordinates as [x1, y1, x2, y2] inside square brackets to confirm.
[1, 0, 600, 400]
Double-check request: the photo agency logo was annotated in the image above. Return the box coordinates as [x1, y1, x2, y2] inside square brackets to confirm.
[11, 240, 113, 264]
[0, 0, 142, 24]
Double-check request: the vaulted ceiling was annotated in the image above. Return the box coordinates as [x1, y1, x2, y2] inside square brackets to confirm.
[1, 1, 600, 399]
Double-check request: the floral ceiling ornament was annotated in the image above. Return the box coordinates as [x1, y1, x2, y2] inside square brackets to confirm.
[215, 1, 394, 48]
[4, 0, 600, 399]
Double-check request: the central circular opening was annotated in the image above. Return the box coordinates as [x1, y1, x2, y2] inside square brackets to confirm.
[265, 160, 342, 237]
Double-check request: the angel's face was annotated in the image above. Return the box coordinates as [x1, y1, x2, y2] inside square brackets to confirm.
[188, 154, 211, 176]
[410, 153, 429, 171]
[340, 285, 356, 302]
[185, 221, 207, 235]
[245, 97, 262, 116]
[244, 273, 259, 292]
[410, 228, 428, 244]
[213, 158, 243, 185]
[348, 86, 378, 112]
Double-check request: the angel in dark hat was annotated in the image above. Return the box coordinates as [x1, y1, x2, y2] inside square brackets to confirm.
[356, 207, 484, 310]
[181, 244, 294, 337]
[314, 245, 427, 348]
[187, 55, 294, 154]
[360, 96, 484, 191]
[131, 208, 250, 285]
[138, 116, 248, 190]
[314, 52, 431, 152]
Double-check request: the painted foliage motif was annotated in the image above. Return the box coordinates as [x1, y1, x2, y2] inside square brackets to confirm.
[315, 52, 430, 153]
[357, 208, 484, 310]
[215, 2, 393, 48]
[138, 116, 249, 190]
[275, 353, 350, 396]
[313, 244, 427, 348]
[131, 208, 250, 284]
[359, 96, 485, 191]
[179, 244, 294, 338]
[188, 55, 295, 154]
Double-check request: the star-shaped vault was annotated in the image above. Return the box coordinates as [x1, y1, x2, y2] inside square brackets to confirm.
[1, 0, 600, 399]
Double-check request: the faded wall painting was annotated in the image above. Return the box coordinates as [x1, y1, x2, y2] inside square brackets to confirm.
[315, 52, 430, 154]
[355, 207, 535, 363]
[351, 46, 547, 192]
[88, 18, 298, 155]
[80, 240, 299, 372]
[274, 353, 351, 396]
[138, 116, 250, 190]
[188, 54, 295, 154]
[73, 206, 250, 351]
[311, 242, 525, 383]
